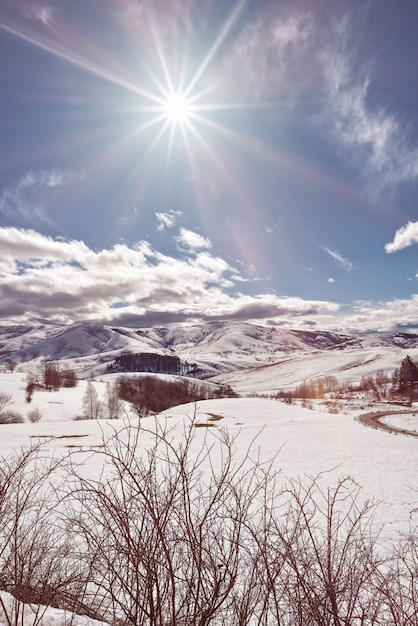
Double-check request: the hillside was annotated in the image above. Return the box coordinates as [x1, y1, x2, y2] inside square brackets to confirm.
[1, 321, 418, 393]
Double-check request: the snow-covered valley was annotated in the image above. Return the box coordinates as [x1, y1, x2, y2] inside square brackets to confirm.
[0, 321, 417, 626]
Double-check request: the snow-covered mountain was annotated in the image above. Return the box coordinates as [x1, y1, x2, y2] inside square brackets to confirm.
[0, 321, 417, 391]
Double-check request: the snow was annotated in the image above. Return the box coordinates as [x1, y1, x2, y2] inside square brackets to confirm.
[0, 373, 110, 422]
[1, 374, 416, 544]
[381, 412, 418, 433]
[0, 591, 107, 626]
[3, 321, 418, 385]
[0, 352, 417, 626]
[209, 346, 410, 395]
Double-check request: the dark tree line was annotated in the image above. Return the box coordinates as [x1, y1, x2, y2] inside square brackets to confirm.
[106, 353, 198, 376]
[26, 359, 77, 403]
[0, 425, 416, 626]
[117, 375, 236, 416]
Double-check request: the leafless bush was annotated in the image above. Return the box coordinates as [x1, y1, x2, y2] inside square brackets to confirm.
[0, 393, 23, 424]
[27, 407, 42, 423]
[0, 424, 416, 626]
[375, 530, 418, 624]
[0, 392, 13, 413]
[0, 444, 87, 626]
[269, 476, 388, 625]
[0, 410, 24, 424]
[62, 420, 280, 626]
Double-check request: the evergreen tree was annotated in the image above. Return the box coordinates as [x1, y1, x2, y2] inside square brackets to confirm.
[398, 355, 418, 392]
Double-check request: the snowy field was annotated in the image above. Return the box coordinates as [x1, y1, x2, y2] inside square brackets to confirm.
[1, 372, 417, 547]
[0, 370, 417, 626]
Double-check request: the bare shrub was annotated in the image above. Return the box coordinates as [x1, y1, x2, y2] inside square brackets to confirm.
[63, 420, 278, 626]
[0, 445, 88, 626]
[0, 391, 13, 414]
[0, 410, 24, 424]
[27, 407, 42, 423]
[376, 530, 418, 624]
[270, 476, 387, 625]
[0, 423, 416, 625]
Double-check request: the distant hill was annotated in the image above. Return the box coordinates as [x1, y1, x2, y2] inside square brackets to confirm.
[1, 321, 418, 392]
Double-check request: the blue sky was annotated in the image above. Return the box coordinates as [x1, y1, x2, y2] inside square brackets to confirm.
[1, 0, 418, 332]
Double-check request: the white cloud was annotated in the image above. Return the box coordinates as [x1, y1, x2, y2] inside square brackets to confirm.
[0, 227, 338, 327]
[2, 226, 418, 333]
[320, 246, 352, 271]
[321, 22, 418, 193]
[328, 278, 335, 283]
[155, 210, 182, 231]
[0, 169, 73, 225]
[0, 227, 92, 262]
[342, 295, 418, 333]
[223, 11, 314, 100]
[385, 221, 418, 253]
[24, 4, 55, 26]
[176, 228, 212, 251]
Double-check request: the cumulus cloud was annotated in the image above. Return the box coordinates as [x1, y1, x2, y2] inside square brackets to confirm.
[2, 227, 417, 333]
[342, 295, 418, 334]
[320, 246, 352, 271]
[0, 169, 73, 225]
[385, 221, 418, 253]
[176, 228, 212, 251]
[0, 226, 338, 327]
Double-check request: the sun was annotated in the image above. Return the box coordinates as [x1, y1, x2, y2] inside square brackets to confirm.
[162, 91, 193, 125]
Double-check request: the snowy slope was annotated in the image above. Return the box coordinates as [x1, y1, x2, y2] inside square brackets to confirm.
[0, 322, 169, 373]
[1, 321, 418, 390]
[208, 346, 417, 395]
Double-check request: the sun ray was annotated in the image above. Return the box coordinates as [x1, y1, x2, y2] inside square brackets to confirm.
[0, 21, 162, 104]
[183, 0, 247, 99]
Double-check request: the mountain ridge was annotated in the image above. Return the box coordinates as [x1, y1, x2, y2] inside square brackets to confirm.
[1, 321, 417, 383]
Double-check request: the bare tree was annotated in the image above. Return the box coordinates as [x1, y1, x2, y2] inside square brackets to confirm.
[82, 381, 101, 419]
[104, 381, 121, 419]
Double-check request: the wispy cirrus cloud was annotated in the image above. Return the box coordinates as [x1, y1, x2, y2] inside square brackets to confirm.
[23, 3, 55, 26]
[321, 19, 418, 194]
[0, 226, 338, 327]
[223, 10, 314, 100]
[222, 5, 418, 198]
[320, 246, 352, 271]
[385, 221, 418, 253]
[0, 169, 73, 226]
